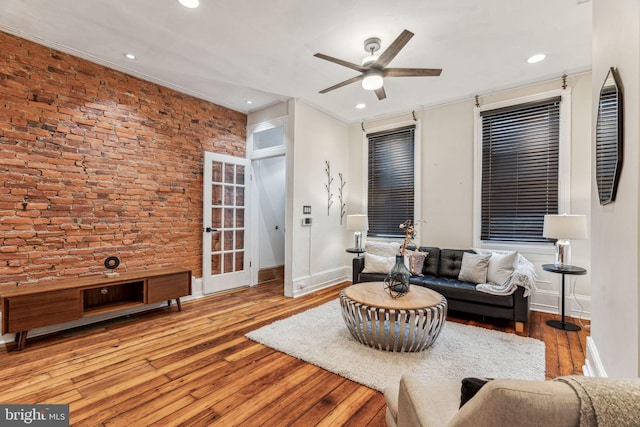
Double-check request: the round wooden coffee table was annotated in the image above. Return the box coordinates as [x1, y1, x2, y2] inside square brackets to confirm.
[339, 282, 447, 352]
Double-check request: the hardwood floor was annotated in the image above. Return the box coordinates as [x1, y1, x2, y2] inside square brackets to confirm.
[0, 280, 589, 426]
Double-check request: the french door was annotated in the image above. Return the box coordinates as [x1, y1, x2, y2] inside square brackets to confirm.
[202, 152, 252, 294]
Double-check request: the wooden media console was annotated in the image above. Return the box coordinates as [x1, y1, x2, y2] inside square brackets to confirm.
[0, 267, 191, 350]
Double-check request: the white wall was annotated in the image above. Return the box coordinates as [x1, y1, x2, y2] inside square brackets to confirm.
[588, 0, 640, 378]
[287, 100, 350, 297]
[346, 73, 593, 317]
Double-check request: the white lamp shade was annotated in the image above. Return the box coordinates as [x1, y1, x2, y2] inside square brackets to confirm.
[543, 214, 588, 240]
[346, 214, 369, 231]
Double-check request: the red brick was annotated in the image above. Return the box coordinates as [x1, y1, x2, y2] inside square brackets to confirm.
[0, 30, 246, 283]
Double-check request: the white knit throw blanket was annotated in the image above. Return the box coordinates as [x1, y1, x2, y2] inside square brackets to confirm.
[472, 248, 537, 297]
[555, 376, 640, 426]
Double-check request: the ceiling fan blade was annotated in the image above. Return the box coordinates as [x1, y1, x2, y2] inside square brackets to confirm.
[319, 75, 364, 94]
[375, 86, 387, 100]
[375, 29, 414, 68]
[314, 53, 366, 73]
[384, 68, 442, 77]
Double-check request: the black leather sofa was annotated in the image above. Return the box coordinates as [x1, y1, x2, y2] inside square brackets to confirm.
[352, 246, 530, 331]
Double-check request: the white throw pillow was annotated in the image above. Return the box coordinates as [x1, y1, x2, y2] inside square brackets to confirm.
[362, 252, 397, 274]
[458, 253, 491, 284]
[487, 251, 518, 286]
[364, 241, 401, 257]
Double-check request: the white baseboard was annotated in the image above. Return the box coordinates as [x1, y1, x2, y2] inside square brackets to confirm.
[292, 266, 349, 298]
[583, 336, 608, 377]
[530, 289, 591, 320]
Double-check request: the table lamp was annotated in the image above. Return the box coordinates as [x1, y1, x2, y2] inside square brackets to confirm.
[346, 214, 369, 250]
[543, 214, 588, 266]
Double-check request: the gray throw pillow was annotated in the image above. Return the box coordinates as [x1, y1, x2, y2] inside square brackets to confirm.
[406, 250, 428, 276]
[458, 253, 491, 284]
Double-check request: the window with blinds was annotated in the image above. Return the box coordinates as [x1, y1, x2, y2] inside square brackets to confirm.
[480, 97, 560, 243]
[367, 125, 415, 237]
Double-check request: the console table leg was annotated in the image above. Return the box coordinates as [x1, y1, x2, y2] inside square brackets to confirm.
[15, 331, 27, 351]
[166, 299, 181, 311]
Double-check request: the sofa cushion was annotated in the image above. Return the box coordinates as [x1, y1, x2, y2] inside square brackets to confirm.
[410, 276, 515, 308]
[359, 272, 388, 283]
[419, 246, 440, 276]
[438, 249, 473, 278]
[396, 375, 462, 427]
[449, 379, 580, 427]
[487, 251, 518, 286]
[458, 252, 491, 284]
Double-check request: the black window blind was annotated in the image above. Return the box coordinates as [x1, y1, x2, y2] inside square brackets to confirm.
[367, 125, 415, 237]
[480, 97, 561, 243]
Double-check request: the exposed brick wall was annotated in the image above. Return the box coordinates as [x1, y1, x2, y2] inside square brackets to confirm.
[0, 31, 247, 285]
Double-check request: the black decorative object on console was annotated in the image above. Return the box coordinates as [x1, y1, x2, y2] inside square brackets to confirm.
[104, 256, 120, 277]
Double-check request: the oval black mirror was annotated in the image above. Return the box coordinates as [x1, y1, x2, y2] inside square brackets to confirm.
[596, 67, 623, 205]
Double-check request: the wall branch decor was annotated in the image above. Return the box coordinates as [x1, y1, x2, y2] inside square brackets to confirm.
[338, 172, 346, 224]
[324, 161, 333, 216]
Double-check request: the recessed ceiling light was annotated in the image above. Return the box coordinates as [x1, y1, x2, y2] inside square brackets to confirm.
[527, 54, 546, 64]
[245, 100, 253, 105]
[124, 53, 136, 60]
[355, 103, 366, 109]
[178, 0, 199, 8]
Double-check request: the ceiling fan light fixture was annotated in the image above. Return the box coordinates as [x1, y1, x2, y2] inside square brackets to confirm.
[362, 71, 384, 91]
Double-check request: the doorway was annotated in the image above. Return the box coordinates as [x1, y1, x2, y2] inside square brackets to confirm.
[254, 155, 285, 283]
[249, 121, 287, 287]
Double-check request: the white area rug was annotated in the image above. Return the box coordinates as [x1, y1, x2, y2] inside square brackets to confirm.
[246, 300, 545, 391]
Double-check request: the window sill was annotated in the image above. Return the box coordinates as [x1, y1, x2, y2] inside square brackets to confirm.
[479, 241, 555, 256]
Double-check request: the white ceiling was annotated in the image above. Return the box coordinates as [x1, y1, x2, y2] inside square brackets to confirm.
[0, 0, 592, 124]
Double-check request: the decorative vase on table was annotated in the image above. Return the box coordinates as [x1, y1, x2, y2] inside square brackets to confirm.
[384, 255, 410, 298]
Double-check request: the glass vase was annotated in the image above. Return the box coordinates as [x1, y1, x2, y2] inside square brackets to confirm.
[384, 254, 410, 298]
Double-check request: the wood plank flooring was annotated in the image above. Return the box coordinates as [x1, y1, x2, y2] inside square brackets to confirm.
[0, 280, 589, 426]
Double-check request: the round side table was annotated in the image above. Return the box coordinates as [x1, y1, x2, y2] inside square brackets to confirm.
[542, 264, 586, 331]
[345, 248, 365, 254]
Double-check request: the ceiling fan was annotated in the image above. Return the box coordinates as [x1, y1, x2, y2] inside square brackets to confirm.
[314, 29, 442, 100]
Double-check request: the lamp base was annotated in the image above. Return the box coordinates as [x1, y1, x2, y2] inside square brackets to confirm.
[354, 231, 362, 251]
[546, 319, 581, 331]
[554, 239, 571, 266]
